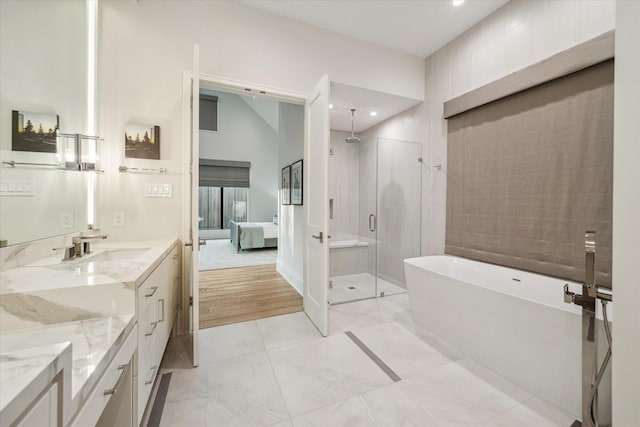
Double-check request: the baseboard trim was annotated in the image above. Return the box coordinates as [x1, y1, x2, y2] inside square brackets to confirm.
[276, 262, 303, 296]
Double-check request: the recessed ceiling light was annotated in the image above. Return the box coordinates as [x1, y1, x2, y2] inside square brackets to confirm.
[452, 0, 464, 6]
[370, 111, 377, 117]
[329, 104, 334, 109]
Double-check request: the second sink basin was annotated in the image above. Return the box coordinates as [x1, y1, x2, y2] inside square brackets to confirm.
[85, 248, 150, 262]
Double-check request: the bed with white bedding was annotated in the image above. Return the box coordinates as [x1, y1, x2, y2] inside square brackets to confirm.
[229, 221, 278, 253]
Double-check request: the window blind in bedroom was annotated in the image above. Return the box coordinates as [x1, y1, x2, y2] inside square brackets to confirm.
[445, 59, 614, 288]
[199, 159, 251, 188]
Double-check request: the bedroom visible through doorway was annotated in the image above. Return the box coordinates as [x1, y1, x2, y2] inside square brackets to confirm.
[197, 85, 305, 329]
[197, 88, 283, 273]
[198, 182, 277, 270]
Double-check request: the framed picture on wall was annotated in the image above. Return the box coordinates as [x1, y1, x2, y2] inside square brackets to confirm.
[124, 122, 160, 160]
[281, 165, 291, 205]
[291, 159, 303, 205]
[11, 110, 59, 153]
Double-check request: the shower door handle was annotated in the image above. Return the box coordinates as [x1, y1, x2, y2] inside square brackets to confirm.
[369, 214, 376, 232]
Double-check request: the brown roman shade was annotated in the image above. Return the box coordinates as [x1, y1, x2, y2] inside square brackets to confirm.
[445, 59, 614, 288]
[199, 159, 251, 188]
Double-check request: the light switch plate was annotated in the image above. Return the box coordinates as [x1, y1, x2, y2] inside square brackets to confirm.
[145, 183, 172, 197]
[0, 180, 36, 196]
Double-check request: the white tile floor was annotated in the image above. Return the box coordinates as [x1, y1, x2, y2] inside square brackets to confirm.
[330, 273, 407, 304]
[158, 294, 575, 427]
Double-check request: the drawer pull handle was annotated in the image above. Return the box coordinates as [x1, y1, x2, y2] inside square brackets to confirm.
[145, 321, 158, 336]
[159, 299, 165, 322]
[172, 254, 178, 260]
[144, 365, 158, 385]
[104, 362, 129, 395]
[145, 286, 158, 298]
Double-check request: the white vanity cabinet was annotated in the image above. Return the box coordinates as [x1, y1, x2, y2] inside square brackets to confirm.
[16, 383, 59, 427]
[136, 244, 179, 425]
[158, 246, 180, 349]
[69, 325, 138, 427]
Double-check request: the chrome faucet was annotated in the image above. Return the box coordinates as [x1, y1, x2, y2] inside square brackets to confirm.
[563, 231, 613, 427]
[72, 233, 108, 257]
[53, 245, 77, 261]
[584, 231, 597, 299]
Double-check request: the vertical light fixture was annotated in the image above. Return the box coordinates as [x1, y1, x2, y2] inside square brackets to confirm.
[86, 0, 97, 226]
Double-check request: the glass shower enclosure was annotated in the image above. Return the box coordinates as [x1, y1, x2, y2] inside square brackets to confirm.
[328, 134, 422, 304]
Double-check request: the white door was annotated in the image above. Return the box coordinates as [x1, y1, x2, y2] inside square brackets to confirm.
[187, 44, 200, 367]
[304, 75, 330, 336]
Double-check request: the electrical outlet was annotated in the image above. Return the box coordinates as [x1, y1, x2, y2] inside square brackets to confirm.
[61, 213, 74, 228]
[113, 211, 125, 227]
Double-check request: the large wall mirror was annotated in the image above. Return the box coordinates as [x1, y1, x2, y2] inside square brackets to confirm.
[0, 0, 92, 247]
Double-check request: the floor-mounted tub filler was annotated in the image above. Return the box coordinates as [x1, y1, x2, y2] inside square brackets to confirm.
[404, 243, 613, 425]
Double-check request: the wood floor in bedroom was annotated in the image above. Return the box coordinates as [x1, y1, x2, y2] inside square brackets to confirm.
[199, 263, 303, 329]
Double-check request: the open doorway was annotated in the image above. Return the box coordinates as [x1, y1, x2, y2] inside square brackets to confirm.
[197, 87, 305, 329]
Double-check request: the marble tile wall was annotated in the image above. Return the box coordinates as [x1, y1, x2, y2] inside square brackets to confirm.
[328, 131, 360, 238]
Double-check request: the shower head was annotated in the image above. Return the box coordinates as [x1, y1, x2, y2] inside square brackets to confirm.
[345, 108, 360, 143]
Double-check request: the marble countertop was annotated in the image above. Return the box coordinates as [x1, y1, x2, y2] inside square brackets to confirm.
[0, 238, 179, 424]
[0, 238, 179, 294]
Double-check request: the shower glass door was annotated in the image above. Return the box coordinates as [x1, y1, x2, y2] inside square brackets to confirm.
[375, 138, 422, 296]
[328, 134, 421, 304]
[328, 134, 378, 304]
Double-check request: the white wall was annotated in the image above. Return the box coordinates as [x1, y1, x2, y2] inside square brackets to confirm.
[612, 1, 640, 425]
[199, 91, 279, 223]
[366, 0, 616, 256]
[0, 0, 89, 245]
[96, 0, 424, 241]
[276, 103, 304, 294]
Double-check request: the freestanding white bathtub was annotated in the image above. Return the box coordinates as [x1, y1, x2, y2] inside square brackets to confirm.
[404, 255, 612, 422]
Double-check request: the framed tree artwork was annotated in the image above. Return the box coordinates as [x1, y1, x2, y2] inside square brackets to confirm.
[124, 122, 160, 160]
[281, 165, 291, 205]
[11, 110, 59, 153]
[291, 159, 303, 205]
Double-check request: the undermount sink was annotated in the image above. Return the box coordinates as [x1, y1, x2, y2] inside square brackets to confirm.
[85, 248, 150, 262]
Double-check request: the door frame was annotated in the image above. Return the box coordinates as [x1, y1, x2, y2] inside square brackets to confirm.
[180, 71, 315, 344]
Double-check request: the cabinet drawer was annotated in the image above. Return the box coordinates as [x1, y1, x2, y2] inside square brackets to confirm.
[135, 243, 179, 425]
[138, 319, 159, 363]
[137, 278, 160, 315]
[137, 354, 160, 424]
[69, 325, 137, 427]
